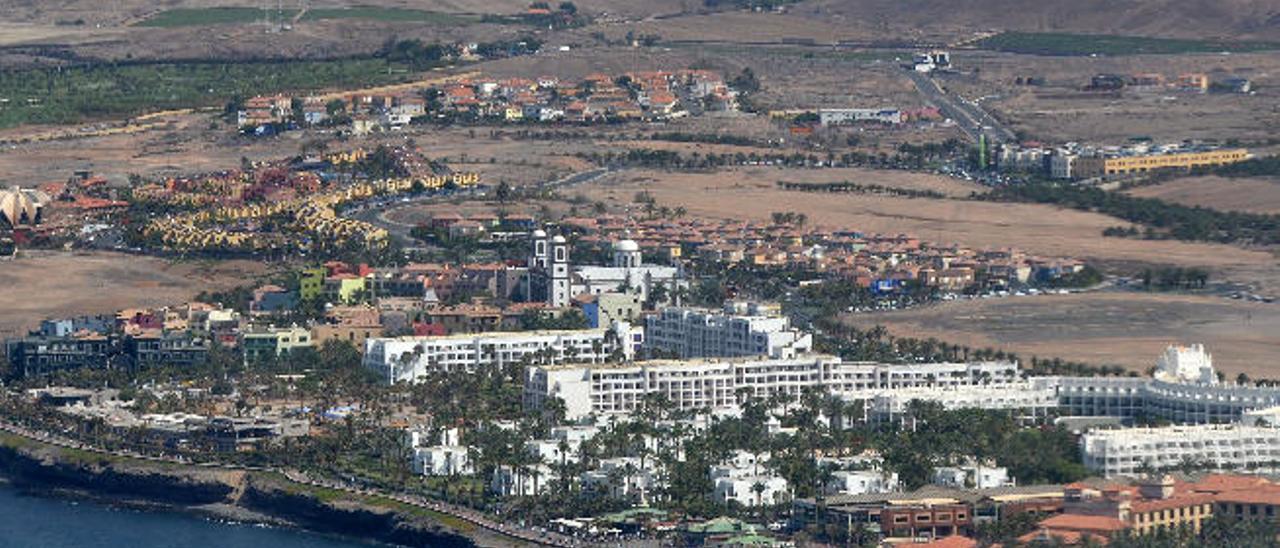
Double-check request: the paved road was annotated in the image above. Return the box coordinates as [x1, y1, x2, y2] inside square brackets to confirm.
[543, 167, 611, 190]
[907, 70, 1017, 144]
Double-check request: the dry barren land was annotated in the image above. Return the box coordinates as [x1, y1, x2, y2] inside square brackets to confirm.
[843, 292, 1280, 379]
[0, 251, 270, 338]
[1125, 176, 1280, 215]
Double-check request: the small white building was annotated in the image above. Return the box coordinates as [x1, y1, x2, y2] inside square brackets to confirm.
[580, 456, 660, 499]
[826, 470, 900, 496]
[932, 463, 1013, 489]
[711, 450, 772, 479]
[413, 445, 474, 476]
[714, 475, 790, 507]
[526, 424, 599, 465]
[526, 439, 581, 466]
[818, 108, 902, 126]
[710, 450, 788, 505]
[492, 464, 560, 497]
[407, 427, 473, 476]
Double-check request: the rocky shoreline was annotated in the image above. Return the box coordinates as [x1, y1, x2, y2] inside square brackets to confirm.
[0, 434, 521, 547]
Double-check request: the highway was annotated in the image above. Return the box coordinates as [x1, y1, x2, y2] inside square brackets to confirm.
[907, 70, 1017, 144]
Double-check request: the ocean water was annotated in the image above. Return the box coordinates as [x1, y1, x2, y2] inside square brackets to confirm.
[0, 484, 372, 548]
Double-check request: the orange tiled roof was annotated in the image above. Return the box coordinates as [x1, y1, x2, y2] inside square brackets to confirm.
[1131, 493, 1214, 513]
[1018, 530, 1107, 546]
[1036, 513, 1128, 533]
[1215, 485, 1280, 506]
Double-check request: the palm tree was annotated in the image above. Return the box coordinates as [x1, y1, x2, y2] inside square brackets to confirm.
[751, 480, 767, 514]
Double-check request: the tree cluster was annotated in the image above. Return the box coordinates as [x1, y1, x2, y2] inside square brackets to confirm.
[984, 182, 1280, 244]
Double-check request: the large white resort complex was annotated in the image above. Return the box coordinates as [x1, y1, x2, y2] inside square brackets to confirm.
[644, 302, 813, 359]
[524, 356, 1022, 420]
[364, 322, 644, 384]
[1035, 344, 1280, 424]
[1082, 423, 1280, 477]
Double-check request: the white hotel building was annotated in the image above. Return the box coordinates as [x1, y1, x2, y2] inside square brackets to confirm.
[869, 382, 1059, 422]
[1034, 345, 1280, 424]
[644, 303, 813, 360]
[524, 355, 1023, 420]
[364, 322, 643, 384]
[1082, 424, 1280, 477]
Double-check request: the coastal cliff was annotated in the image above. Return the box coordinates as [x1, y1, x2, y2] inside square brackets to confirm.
[0, 433, 516, 547]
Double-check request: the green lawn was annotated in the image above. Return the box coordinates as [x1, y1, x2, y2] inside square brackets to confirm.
[135, 7, 291, 28]
[0, 58, 411, 128]
[977, 31, 1280, 56]
[136, 6, 474, 28]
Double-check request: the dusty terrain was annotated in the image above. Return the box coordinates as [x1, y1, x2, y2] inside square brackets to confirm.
[955, 50, 1280, 143]
[0, 251, 271, 337]
[576, 168, 1280, 290]
[801, 0, 1280, 41]
[1125, 176, 1280, 215]
[843, 291, 1280, 378]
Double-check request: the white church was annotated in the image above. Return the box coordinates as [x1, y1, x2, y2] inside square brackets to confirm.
[524, 229, 685, 307]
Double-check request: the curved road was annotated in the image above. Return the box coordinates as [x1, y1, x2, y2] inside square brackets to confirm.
[349, 168, 614, 247]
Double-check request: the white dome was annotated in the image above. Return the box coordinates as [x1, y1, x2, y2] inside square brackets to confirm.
[552, 235, 567, 244]
[613, 239, 640, 252]
[532, 229, 548, 239]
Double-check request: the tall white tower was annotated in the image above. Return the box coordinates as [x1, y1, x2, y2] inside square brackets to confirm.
[529, 229, 549, 269]
[549, 235, 570, 307]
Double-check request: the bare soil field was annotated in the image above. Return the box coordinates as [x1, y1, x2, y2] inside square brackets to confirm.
[576, 168, 1280, 290]
[0, 112, 302, 184]
[590, 11, 890, 44]
[954, 51, 1280, 143]
[0, 251, 271, 338]
[1124, 176, 1280, 215]
[0, 111, 582, 188]
[0, 22, 125, 46]
[843, 292, 1280, 378]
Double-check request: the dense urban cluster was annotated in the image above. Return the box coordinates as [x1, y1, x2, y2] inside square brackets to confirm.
[7, 216, 1280, 545]
[237, 68, 742, 136]
[2, 3, 1278, 543]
